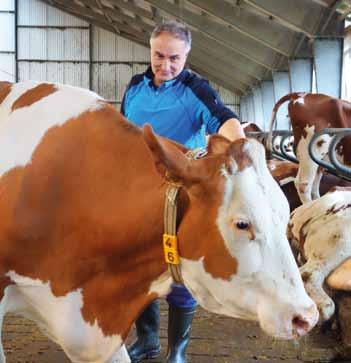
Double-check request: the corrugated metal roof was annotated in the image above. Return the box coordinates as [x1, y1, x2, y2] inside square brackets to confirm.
[38, 0, 350, 95]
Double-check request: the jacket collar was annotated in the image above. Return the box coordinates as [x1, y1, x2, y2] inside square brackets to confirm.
[143, 66, 188, 89]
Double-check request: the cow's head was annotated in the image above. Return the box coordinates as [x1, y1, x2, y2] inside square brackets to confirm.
[143, 125, 318, 340]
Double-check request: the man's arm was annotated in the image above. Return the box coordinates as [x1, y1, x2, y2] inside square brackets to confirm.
[218, 118, 245, 142]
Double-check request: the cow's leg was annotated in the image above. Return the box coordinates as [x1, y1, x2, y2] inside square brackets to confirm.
[108, 344, 131, 363]
[311, 167, 323, 200]
[300, 261, 334, 321]
[295, 160, 319, 204]
[300, 252, 350, 322]
[295, 128, 330, 204]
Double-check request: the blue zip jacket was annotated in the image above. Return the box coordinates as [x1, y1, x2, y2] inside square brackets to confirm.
[121, 67, 238, 149]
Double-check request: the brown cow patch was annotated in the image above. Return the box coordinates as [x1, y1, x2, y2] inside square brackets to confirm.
[299, 218, 312, 253]
[0, 105, 168, 338]
[0, 82, 12, 105]
[229, 138, 253, 172]
[179, 182, 238, 280]
[316, 139, 325, 148]
[0, 276, 13, 300]
[326, 203, 351, 215]
[12, 83, 57, 112]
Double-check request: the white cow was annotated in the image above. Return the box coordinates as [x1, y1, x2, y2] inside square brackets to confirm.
[288, 186, 351, 321]
[267, 92, 351, 204]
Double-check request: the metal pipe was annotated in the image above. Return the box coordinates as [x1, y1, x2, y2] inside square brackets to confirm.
[308, 128, 351, 181]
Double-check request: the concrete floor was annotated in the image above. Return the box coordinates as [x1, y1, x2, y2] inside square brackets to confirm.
[2, 301, 351, 363]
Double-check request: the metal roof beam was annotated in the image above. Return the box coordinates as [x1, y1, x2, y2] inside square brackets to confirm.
[103, 1, 267, 79]
[190, 64, 244, 95]
[111, 8, 260, 85]
[46, 0, 117, 31]
[42, 0, 246, 93]
[91, 0, 267, 79]
[143, 0, 277, 70]
[241, 0, 331, 37]
[100, 9, 251, 90]
[187, 0, 296, 57]
[309, 0, 331, 7]
[189, 47, 259, 86]
[188, 54, 249, 91]
[45, 1, 151, 48]
[96, 4, 265, 81]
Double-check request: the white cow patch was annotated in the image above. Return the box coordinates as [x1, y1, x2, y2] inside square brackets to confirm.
[293, 97, 305, 105]
[0, 81, 103, 176]
[279, 176, 295, 186]
[4, 270, 122, 363]
[181, 256, 257, 320]
[148, 271, 173, 296]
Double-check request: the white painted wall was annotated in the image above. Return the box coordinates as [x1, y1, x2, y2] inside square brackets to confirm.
[0, 0, 15, 82]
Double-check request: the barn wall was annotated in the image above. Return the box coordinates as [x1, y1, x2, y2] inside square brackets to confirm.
[0, 0, 240, 114]
[0, 0, 15, 82]
[17, 0, 90, 89]
[92, 27, 149, 108]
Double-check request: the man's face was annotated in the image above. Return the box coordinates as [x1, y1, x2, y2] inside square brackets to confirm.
[150, 32, 189, 87]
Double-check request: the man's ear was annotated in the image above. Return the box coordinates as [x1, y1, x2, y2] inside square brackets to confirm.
[143, 124, 193, 183]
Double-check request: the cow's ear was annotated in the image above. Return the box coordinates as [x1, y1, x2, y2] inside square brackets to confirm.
[207, 134, 231, 155]
[143, 124, 194, 184]
[327, 258, 351, 290]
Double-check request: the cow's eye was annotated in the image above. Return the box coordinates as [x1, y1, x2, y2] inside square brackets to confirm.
[236, 220, 249, 230]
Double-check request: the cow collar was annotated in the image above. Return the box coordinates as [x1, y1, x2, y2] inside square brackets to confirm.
[163, 148, 207, 284]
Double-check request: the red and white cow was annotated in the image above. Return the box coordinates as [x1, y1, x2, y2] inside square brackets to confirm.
[0, 82, 318, 363]
[267, 92, 351, 204]
[288, 187, 351, 321]
[268, 159, 351, 212]
[242, 122, 263, 133]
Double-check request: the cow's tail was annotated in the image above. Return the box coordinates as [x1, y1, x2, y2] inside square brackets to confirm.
[266, 92, 305, 158]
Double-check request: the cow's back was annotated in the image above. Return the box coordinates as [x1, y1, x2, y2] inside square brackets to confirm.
[288, 94, 351, 144]
[0, 81, 107, 176]
[0, 82, 168, 345]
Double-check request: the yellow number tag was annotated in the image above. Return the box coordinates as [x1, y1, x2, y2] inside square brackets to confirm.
[163, 234, 180, 265]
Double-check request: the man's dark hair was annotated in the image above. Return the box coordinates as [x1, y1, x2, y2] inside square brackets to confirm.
[150, 20, 192, 50]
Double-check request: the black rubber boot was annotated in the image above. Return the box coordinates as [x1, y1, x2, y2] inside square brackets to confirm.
[166, 306, 196, 363]
[128, 300, 161, 363]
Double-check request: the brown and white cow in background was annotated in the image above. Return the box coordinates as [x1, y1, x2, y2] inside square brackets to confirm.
[268, 159, 351, 212]
[242, 122, 263, 133]
[288, 187, 351, 322]
[267, 92, 351, 204]
[0, 81, 318, 363]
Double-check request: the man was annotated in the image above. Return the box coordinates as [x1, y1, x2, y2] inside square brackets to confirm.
[121, 21, 244, 363]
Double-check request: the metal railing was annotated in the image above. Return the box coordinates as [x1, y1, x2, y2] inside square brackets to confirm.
[246, 130, 298, 163]
[308, 128, 351, 182]
[248, 128, 351, 182]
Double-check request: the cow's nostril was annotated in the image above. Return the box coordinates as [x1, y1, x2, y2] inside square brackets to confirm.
[292, 315, 310, 335]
